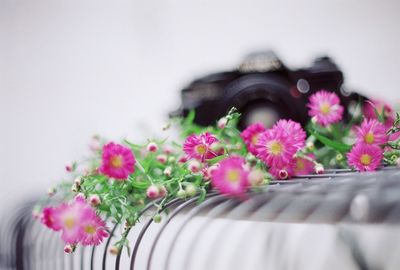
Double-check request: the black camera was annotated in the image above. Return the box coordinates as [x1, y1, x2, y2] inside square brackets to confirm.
[171, 51, 366, 129]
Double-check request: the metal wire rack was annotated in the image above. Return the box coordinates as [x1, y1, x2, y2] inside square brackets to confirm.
[2, 167, 400, 270]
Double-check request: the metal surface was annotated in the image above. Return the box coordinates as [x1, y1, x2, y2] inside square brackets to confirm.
[2, 168, 400, 269]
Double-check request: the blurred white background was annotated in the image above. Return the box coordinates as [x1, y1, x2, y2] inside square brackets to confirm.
[1, 0, 400, 208]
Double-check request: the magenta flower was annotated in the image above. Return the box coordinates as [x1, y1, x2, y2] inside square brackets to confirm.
[210, 156, 250, 196]
[183, 132, 220, 162]
[42, 196, 108, 246]
[41, 207, 62, 231]
[347, 143, 383, 172]
[273, 119, 306, 150]
[79, 211, 109, 246]
[293, 154, 315, 175]
[355, 119, 387, 145]
[240, 123, 266, 155]
[99, 142, 136, 180]
[307, 90, 344, 126]
[256, 129, 297, 167]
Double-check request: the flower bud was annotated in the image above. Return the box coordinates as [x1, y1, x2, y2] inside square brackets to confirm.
[74, 176, 82, 186]
[163, 146, 174, 155]
[153, 214, 162, 223]
[185, 183, 197, 197]
[158, 185, 168, 197]
[210, 142, 223, 152]
[163, 166, 172, 177]
[278, 170, 289, 180]
[188, 160, 201, 173]
[178, 156, 188, 163]
[249, 169, 264, 186]
[396, 158, 400, 167]
[146, 142, 158, 152]
[64, 244, 74, 254]
[47, 187, 56, 197]
[336, 153, 343, 161]
[156, 154, 167, 164]
[315, 163, 324, 174]
[306, 141, 315, 151]
[146, 185, 159, 199]
[65, 163, 75, 172]
[168, 156, 176, 163]
[217, 117, 228, 129]
[71, 184, 78, 193]
[89, 194, 101, 206]
[109, 246, 119, 255]
[177, 189, 186, 199]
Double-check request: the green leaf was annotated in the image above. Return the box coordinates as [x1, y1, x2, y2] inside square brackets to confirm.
[184, 110, 196, 125]
[206, 155, 226, 165]
[309, 130, 351, 152]
[197, 187, 207, 204]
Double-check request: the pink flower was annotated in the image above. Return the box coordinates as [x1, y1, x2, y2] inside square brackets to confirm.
[268, 163, 295, 180]
[99, 142, 135, 180]
[347, 143, 383, 172]
[293, 154, 315, 175]
[363, 99, 394, 129]
[183, 132, 220, 162]
[355, 119, 387, 145]
[273, 119, 306, 150]
[41, 207, 62, 231]
[240, 123, 266, 155]
[307, 90, 344, 126]
[57, 198, 89, 244]
[42, 196, 108, 246]
[210, 156, 250, 196]
[79, 212, 109, 246]
[256, 129, 297, 167]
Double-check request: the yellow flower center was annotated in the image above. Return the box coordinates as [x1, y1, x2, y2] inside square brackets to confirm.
[110, 155, 123, 168]
[320, 102, 331, 115]
[268, 140, 283, 155]
[226, 169, 240, 183]
[251, 134, 259, 145]
[64, 216, 75, 230]
[364, 132, 375, 144]
[296, 159, 305, 170]
[360, 154, 372, 165]
[84, 225, 96, 235]
[196, 144, 207, 155]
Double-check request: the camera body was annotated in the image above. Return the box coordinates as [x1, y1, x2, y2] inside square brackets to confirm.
[171, 51, 365, 129]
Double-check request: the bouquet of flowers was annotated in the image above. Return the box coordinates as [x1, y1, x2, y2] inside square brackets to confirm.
[34, 90, 400, 254]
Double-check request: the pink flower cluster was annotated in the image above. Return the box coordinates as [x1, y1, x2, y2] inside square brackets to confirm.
[41, 196, 108, 246]
[241, 119, 308, 179]
[347, 100, 395, 171]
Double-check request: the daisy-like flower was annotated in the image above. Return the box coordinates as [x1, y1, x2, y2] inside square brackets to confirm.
[183, 132, 220, 162]
[273, 119, 306, 150]
[210, 156, 250, 196]
[307, 90, 344, 126]
[240, 123, 266, 155]
[79, 211, 109, 246]
[347, 143, 383, 172]
[99, 142, 136, 180]
[293, 154, 315, 175]
[256, 129, 297, 167]
[57, 197, 90, 244]
[355, 118, 387, 145]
